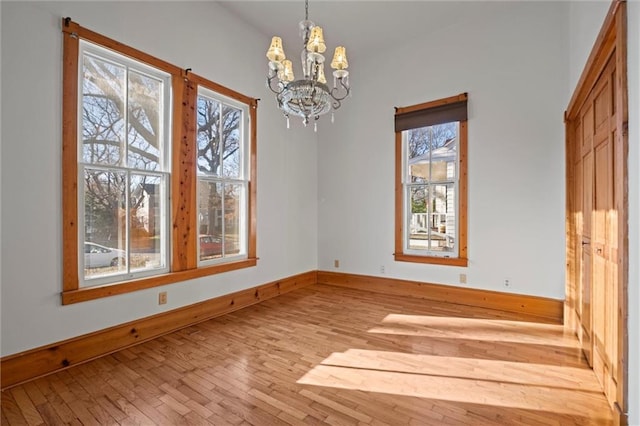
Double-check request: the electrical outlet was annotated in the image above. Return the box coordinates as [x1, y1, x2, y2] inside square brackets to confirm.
[460, 273, 467, 284]
[504, 279, 510, 288]
[334, 259, 340, 268]
[158, 291, 167, 305]
[380, 265, 385, 274]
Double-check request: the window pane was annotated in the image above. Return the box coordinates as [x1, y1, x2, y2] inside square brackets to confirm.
[198, 181, 223, 261]
[130, 174, 165, 272]
[82, 55, 125, 166]
[428, 183, 456, 253]
[408, 185, 429, 250]
[127, 70, 162, 171]
[408, 128, 430, 183]
[197, 96, 221, 176]
[221, 105, 242, 178]
[408, 183, 456, 253]
[83, 168, 127, 279]
[224, 183, 244, 255]
[430, 123, 457, 181]
[408, 122, 458, 182]
[197, 180, 245, 262]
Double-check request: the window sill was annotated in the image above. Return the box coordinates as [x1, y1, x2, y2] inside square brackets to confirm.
[62, 258, 258, 305]
[394, 253, 468, 267]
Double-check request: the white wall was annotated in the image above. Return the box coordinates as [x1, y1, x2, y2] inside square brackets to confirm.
[318, 1, 569, 299]
[0, 1, 318, 356]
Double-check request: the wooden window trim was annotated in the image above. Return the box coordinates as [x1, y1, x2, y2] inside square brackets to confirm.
[394, 93, 468, 267]
[62, 19, 258, 304]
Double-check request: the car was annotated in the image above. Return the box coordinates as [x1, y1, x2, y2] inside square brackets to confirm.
[199, 235, 222, 257]
[84, 242, 126, 268]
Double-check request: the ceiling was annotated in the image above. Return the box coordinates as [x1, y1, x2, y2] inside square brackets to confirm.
[217, 1, 497, 61]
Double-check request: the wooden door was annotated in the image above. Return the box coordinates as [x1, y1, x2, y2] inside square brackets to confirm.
[565, 2, 628, 419]
[567, 12, 626, 416]
[574, 53, 617, 393]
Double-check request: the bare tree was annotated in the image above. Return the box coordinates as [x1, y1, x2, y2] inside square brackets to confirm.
[81, 55, 162, 247]
[196, 97, 241, 240]
[407, 122, 457, 161]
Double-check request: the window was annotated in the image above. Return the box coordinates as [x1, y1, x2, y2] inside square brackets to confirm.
[62, 19, 257, 304]
[79, 41, 171, 286]
[394, 93, 468, 266]
[196, 88, 249, 264]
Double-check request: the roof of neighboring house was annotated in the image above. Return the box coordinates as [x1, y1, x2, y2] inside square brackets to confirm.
[408, 136, 457, 179]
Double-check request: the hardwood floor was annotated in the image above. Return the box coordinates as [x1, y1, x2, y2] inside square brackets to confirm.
[1, 284, 612, 425]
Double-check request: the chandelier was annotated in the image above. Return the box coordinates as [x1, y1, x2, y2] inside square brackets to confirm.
[266, 0, 350, 131]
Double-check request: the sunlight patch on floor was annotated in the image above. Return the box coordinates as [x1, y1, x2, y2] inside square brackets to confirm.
[368, 314, 579, 348]
[322, 349, 601, 391]
[297, 349, 609, 418]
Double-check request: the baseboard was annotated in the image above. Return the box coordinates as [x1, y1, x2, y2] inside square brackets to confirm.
[0, 270, 317, 390]
[317, 271, 563, 322]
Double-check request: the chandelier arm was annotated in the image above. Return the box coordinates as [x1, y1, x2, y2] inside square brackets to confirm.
[331, 98, 342, 110]
[330, 79, 350, 102]
[266, 74, 285, 95]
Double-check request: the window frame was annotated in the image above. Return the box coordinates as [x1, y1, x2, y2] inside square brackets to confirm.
[394, 93, 468, 267]
[62, 20, 258, 304]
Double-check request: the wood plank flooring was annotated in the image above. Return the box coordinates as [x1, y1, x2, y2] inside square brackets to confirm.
[1, 284, 613, 425]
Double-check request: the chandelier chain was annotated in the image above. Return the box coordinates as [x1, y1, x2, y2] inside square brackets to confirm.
[305, 0, 309, 21]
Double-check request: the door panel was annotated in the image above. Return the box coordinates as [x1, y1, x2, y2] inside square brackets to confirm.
[571, 53, 620, 405]
[581, 106, 594, 157]
[580, 150, 593, 365]
[575, 148, 583, 315]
